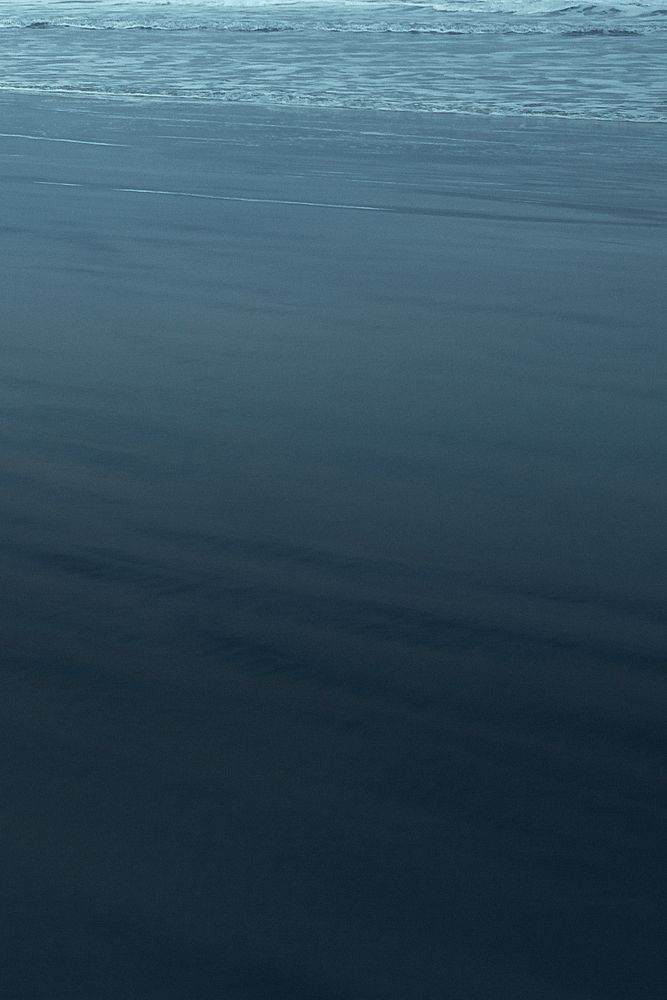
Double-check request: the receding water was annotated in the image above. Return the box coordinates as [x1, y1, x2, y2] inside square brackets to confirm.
[0, 0, 666, 119]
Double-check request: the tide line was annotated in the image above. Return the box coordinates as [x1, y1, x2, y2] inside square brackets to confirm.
[115, 186, 386, 212]
[35, 181, 84, 188]
[0, 132, 127, 147]
[33, 180, 387, 213]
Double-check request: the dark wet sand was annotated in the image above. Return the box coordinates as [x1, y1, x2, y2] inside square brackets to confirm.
[1, 96, 666, 999]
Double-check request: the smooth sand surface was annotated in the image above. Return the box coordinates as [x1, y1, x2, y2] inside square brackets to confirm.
[1, 96, 666, 999]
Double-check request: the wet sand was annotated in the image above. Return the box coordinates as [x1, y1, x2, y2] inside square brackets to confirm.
[1, 96, 666, 999]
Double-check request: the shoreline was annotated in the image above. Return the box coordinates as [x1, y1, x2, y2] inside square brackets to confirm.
[3, 85, 667, 126]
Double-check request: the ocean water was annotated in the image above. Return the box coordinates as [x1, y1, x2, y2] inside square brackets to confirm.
[0, 0, 666, 119]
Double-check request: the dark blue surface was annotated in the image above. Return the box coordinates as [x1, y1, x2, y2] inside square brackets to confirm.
[1, 97, 666, 999]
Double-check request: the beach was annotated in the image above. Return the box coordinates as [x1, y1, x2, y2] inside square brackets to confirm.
[1, 94, 666, 998]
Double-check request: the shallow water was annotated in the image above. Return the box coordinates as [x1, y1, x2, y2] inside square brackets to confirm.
[1, 94, 666, 998]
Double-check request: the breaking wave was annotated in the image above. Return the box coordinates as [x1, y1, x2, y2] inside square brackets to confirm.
[1, 0, 666, 34]
[562, 24, 641, 30]
[1, 18, 661, 34]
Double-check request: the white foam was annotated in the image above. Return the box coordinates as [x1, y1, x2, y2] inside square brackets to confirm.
[33, 179, 387, 212]
[114, 186, 387, 211]
[0, 132, 126, 146]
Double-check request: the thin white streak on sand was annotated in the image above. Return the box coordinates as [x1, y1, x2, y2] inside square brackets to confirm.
[0, 133, 126, 147]
[115, 187, 386, 212]
[32, 180, 385, 212]
[153, 135, 259, 144]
